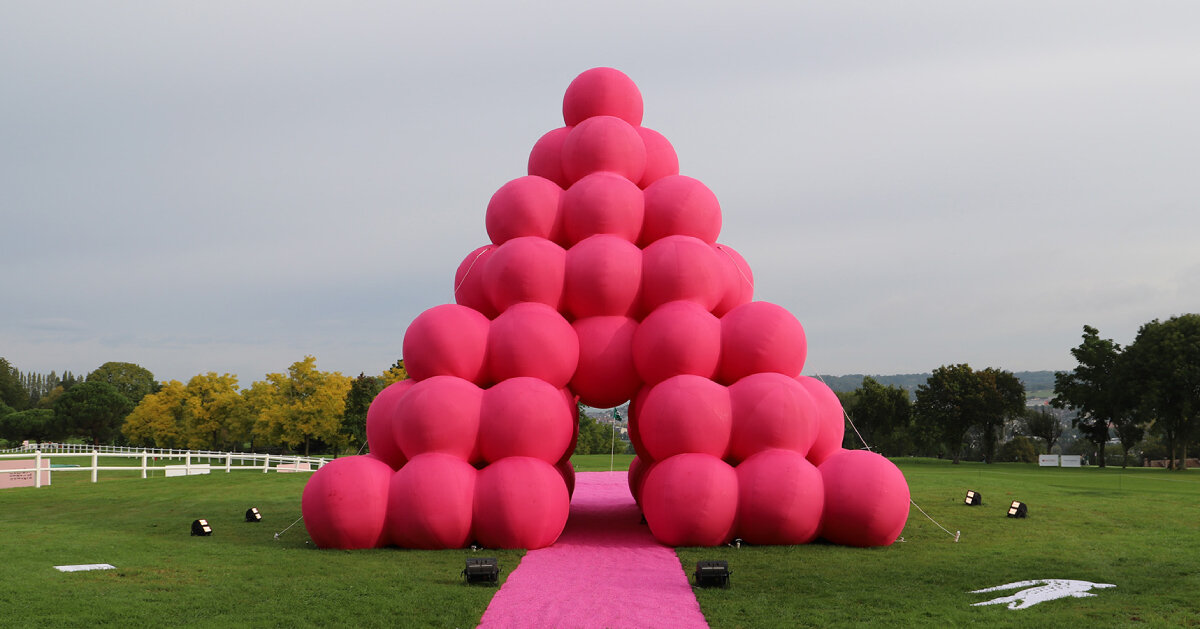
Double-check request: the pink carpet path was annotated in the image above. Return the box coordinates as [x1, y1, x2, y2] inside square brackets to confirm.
[477, 471, 710, 629]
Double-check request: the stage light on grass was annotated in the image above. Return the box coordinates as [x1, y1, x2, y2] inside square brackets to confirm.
[245, 507, 262, 522]
[694, 560, 731, 588]
[1007, 501, 1028, 518]
[964, 490, 982, 506]
[191, 519, 212, 536]
[462, 557, 500, 585]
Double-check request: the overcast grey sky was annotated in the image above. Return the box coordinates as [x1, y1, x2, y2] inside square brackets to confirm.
[3, 2, 1198, 385]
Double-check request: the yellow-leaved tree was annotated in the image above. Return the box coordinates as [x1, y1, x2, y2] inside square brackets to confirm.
[182, 372, 246, 451]
[122, 380, 188, 448]
[251, 356, 351, 456]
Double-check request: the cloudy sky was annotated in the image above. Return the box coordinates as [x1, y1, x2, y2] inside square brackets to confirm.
[3, 2, 1198, 386]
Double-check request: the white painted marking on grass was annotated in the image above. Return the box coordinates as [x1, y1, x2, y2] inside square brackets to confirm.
[970, 579, 1115, 609]
[54, 564, 116, 572]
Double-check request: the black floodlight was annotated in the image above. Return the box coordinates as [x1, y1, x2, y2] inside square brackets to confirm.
[694, 560, 731, 588]
[1007, 501, 1028, 518]
[191, 519, 213, 536]
[463, 557, 500, 585]
[245, 507, 262, 522]
[964, 490, 983, 506]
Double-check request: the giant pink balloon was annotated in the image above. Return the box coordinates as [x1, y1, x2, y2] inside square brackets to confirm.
[302, 455, 393, 549]
[556, 458, 576, 498]
[627, 455, 648, 505]
[798, 376, 846, 466]
[473, 456, 570, 549]
[486, 302, 580, 388]
[819, 449, 910, 547]
[561, 171, 645, 245]
[528, 126, 571, 188]
[636, 127, 679, 189]
[403, 304, 491, 385]
[735, 448, 823, 545]
[483, 236, 566, 312]
[570, 315, 640, 409]
[454, 245, 498, 318]
[393, 376, 482, 462]
[641, 453, 737, 547]
[561, 115, 646, 185]
[640, 175, 721, 246]
[562, 67, 644, 127]
[719, 301, 807, 383]
[728, 372, 818, 462]
[485, 176, 564, 246]
[632, 300, 720, 385]
[478, 377, 573, 463]
[385, 453, 476, 549]
[711, 243, 754, 317]
[564, 234, 643, 319]
[365, 379, 414, 469]
[638, 375, 731, 460]
[641, 235, 724, 312]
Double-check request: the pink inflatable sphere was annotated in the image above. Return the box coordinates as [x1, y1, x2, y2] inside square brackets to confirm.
[561, 171, 645, 245]
[302, 455, 393, 549]
[403, 304, 491, 385]
[528, 126, 571, 188]
[632, 300, 721, 385]
[637, 127, 680, 188]
[564, 234, 643, 319]
[798, 376, 846, 466]
[485, 176, 564, 246]
[735, 448, 824, 545]
[473, 456, 570, 549]
[641, 453, 737, 547]
[728, 372, 818, 462]
[562, 67, 644, 127]
[641, 235, 724, 312]
[627, 455, 648, 505]
[365, 379, 415, 469]
[386, 453, 476, 549]
[486, 302, 580, 388]
[483, 236, 566, 313]
[479, 377, 574, 463]
[819, 449, 910, 547]
[640, 175, 722, 246]
[638, 375, 731, 460]
[393, 376, 482, 462]
[570, 316, 641, 409]
[556, 458, 576, 498]
[454, 245, 498, 318]
[719, 301, 807, 383]
[711, 244, 754, 317]
[561, 115, 646, 185]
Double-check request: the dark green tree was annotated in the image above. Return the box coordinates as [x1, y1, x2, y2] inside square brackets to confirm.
[574, 405, 613, 455]
[53, 381, 133, 445]
[843, 376, 912, 456]
[0, 409, 61, 444]
[977, 368, 1026, 463]
[1052, 325, 1125, 468]
[86, 362, 160, 407]
[1121, 314, 1200, 470]
[343, 373, 384, 451]
[0, 358, 27, 411]
[1021, 407, 1064, 454]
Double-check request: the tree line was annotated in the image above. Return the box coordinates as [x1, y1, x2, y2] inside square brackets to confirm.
[838, 314, 1200, 470]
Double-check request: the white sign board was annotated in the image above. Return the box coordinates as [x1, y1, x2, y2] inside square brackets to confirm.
[164, 464, 211, 477]
[1060, 455, 1082, 467]
[1038, 454, 1060, 467]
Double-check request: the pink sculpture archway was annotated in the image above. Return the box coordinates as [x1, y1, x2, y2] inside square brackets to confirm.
[302, 67, 910, 550]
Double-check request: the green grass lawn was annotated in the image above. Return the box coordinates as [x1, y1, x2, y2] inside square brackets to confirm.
[1, 457, 1196, 628]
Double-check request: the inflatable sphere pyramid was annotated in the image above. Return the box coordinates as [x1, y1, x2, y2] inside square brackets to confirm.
[301, 68, 910, 550]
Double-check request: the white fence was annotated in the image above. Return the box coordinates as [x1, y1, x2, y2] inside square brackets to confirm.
[0, 443, 327, 488]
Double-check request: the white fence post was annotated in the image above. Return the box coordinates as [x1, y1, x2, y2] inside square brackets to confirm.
[35, 451, 43, 488]
[142, 450, 149, 479]
[263, 453, 270, 473]
[226, 452, 232, 473]
[91, 450, 98, 483]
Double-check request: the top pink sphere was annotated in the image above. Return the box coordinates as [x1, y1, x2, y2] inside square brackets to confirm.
[563, 67, 644, 127]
